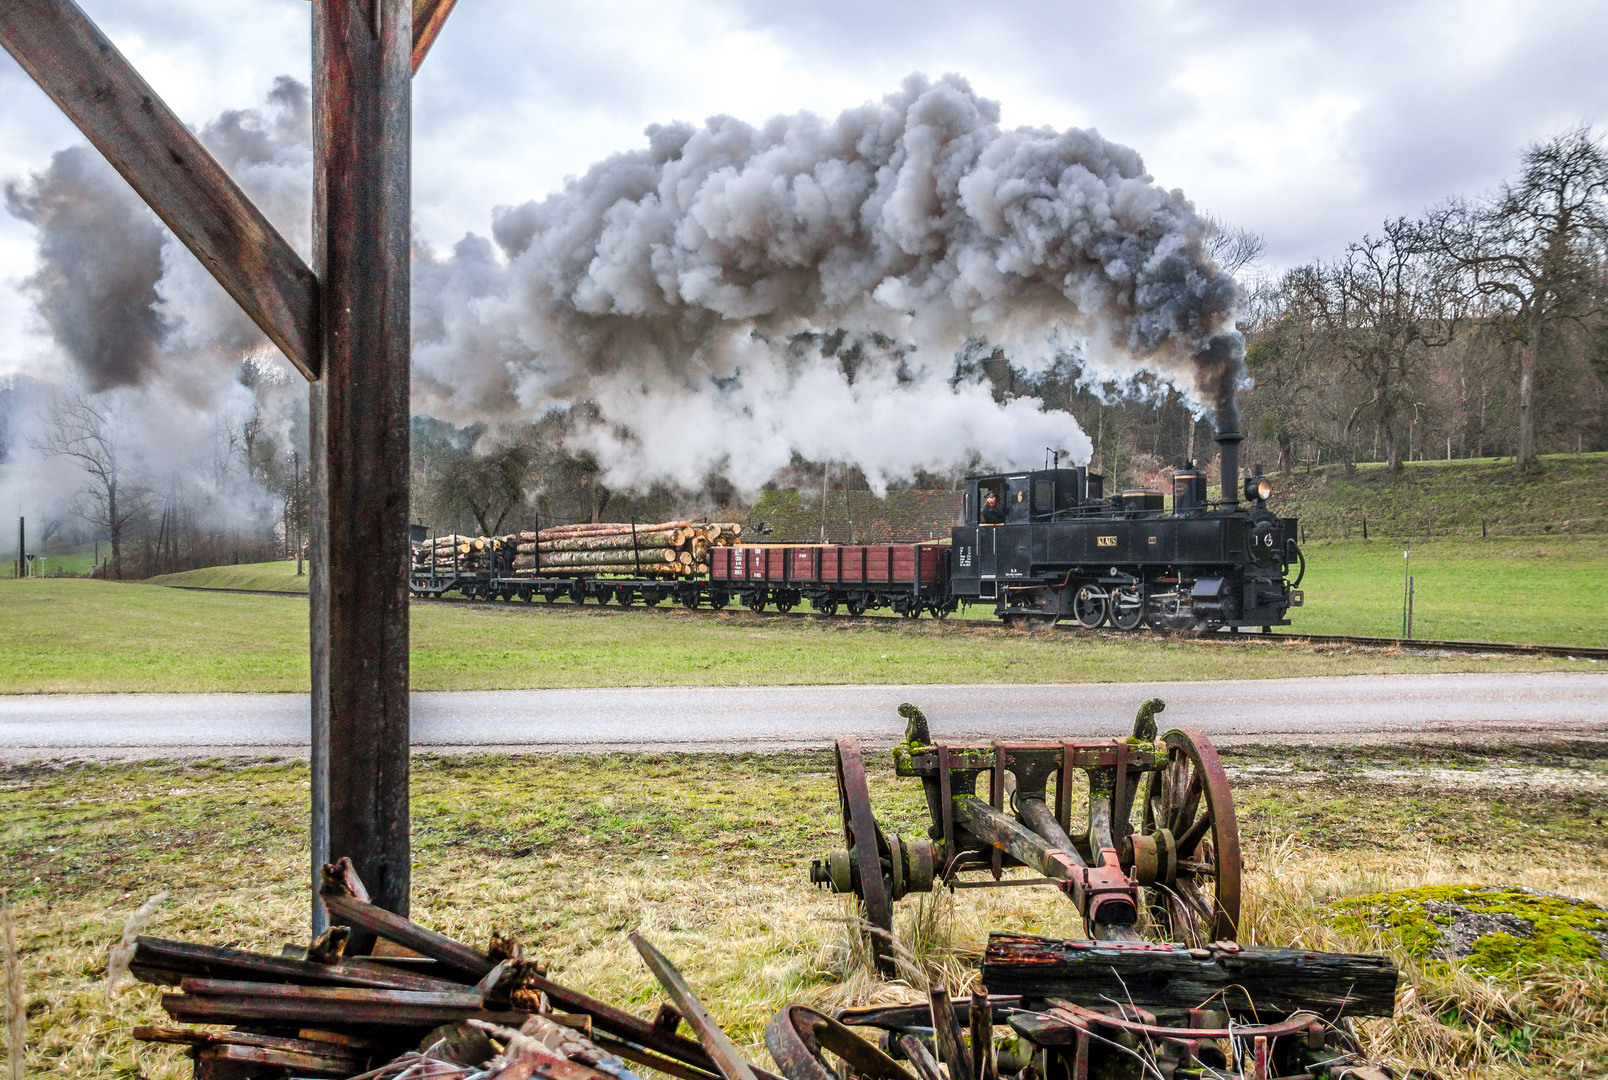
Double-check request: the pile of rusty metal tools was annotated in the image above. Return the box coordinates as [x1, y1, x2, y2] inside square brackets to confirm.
[800, 699, 1400, 1079]
[130, 859, 791, 1080]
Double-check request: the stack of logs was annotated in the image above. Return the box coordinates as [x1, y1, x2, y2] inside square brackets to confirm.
[411, 522, 742, 579]
[510, 521, 741, 578]
[412, 534, 497, 575]
[130, 859, 771, 1080]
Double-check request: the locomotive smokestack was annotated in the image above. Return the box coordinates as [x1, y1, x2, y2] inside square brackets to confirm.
[1217, 429, 1242, 509]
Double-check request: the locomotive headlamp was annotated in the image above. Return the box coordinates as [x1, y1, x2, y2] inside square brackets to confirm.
[1244, 477, 1273, 502]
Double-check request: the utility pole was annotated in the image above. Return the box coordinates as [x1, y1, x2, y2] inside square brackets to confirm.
[15, 517, 22, 581]
[1402, 547, 1411, 639]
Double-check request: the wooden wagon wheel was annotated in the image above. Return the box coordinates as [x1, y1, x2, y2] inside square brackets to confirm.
[834, 737, 896, 976]
[1140, 728, 1242, 946]
[764, 1005, 914, 1080]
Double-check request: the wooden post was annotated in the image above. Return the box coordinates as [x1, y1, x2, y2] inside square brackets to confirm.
[5, 0, 461, 939]
[313, 0, 414, 936]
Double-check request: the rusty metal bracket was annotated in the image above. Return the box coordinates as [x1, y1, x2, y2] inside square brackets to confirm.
[938, 744, 955, 881]
[990, 741, 1005, 881]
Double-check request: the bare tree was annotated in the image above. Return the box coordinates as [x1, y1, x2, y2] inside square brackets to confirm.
[1284, 219, 1459, 473]
[33, 392, 145, 578]
[1421, 127, 1608, 469]
[430, 430, 534, 536]
[1204, 214, 1267, 280]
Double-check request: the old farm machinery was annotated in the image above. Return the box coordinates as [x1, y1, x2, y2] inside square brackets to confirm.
[799, 699, 1398, 1080]
[812, 699, 1241, 972]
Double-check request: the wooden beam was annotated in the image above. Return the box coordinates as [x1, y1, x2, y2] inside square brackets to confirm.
[315, 0, 414, 934]
[0, 0, 321, 381]
[981, 933, 1398, 1019]
[411, 0, 459, 72]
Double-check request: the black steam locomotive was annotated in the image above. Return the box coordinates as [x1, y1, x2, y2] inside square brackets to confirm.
[951, 431, 1303, 630]
[411, 431, 1304, 632]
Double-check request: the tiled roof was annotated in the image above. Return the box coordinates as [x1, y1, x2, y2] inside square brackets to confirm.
[747, 490, 964, 543]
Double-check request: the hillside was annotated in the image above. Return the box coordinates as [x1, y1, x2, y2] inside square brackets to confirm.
[1268, 452, 1608, 541]
[144, 560, 309, 592]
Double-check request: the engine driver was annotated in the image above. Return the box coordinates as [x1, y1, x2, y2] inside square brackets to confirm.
[981, 489, 1004, 524]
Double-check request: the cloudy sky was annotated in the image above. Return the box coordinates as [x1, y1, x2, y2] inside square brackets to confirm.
[1, 0, 1604, 378]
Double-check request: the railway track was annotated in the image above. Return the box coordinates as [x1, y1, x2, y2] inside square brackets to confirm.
[160, 582, 1608, 661]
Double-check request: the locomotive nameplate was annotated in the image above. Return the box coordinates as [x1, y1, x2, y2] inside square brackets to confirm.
[1096, 535, 1117, 547]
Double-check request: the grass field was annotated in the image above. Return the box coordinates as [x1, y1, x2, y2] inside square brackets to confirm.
[4, 741, 1606, 1078]
[0, 575, 1602, 694]
[1294, 534, 1608, 644]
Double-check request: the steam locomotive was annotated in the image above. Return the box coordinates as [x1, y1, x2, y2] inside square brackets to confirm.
[410, 430, 1305, 632]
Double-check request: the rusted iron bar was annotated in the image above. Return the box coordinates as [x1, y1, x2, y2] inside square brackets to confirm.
[631, 933, 758, 1080]
[314, 0, 415, 936]
[0, 0, 321, 380]
[835, 997, 1023, 1031]
[127, 935, 464, 993]
[321, 893, 491, 979]
[926, 983, 968, 1080]
[411, 0, 459, 71]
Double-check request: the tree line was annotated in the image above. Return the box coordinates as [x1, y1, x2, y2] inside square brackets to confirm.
[1240, 127, 1607, 476]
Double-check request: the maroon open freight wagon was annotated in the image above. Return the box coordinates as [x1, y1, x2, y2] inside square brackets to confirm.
[709, 542, 951, 617]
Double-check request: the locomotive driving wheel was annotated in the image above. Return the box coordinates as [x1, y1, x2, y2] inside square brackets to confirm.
[1109, 585, 1144, 630]
[1073, 584, 1107, 628]
[833, 737, 897, 976]
[1140, 728, 1242, 946]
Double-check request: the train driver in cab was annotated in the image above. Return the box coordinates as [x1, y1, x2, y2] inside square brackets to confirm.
[981, 488, 1005, 524]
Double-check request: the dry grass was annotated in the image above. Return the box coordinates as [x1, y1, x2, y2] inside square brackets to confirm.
[2, 741, 1605, 1079]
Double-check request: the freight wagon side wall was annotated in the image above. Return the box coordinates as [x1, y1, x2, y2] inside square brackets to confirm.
[713, 543, 947, 587]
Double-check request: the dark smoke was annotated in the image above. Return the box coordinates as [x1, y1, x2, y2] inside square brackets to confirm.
[5, 147, 167, 391]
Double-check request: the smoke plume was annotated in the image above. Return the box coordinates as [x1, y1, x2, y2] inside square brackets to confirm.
[5, 147, 167, 391]
[2, 81, 313, 552]
[8, 73, 1245, 501]
[414, 72, 1245, 490]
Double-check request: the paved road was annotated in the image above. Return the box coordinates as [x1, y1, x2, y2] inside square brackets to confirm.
[0, 673, 1603, 758]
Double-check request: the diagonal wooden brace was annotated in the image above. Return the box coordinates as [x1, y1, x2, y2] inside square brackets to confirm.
[0, 0, 322, 381]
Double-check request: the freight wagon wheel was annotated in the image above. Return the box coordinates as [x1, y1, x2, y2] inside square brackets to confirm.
[817, 597, 839, 616]
[745, 589, 768, 612]
[834, 737, 896, 976]
[710, 590, 729, 610]
[1073, 585, 1107, 628]
[847, 597, 867, 617]
[1141, 729, 1242, 946]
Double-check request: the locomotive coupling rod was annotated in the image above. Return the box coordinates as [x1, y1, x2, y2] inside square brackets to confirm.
[956, 797, 1136, 930]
